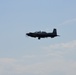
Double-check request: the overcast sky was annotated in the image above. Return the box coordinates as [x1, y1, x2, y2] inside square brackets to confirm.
[0, 0, 76, 75]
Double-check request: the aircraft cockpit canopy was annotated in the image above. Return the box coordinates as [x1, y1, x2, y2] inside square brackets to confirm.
[35, 31, 47, 33]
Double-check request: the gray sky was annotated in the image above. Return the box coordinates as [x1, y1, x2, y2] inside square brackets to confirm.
[0, 0, 76, 75]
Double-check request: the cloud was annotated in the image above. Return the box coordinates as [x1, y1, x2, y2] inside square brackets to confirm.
[44, 40, 76, 50]
[59, 18, 76, 26]
[0, 56, 76, 75]
[0, 58, 17, 75]
[42, 40, 76, 59]
[0, 40, 76, 75]
[1, 59, 75, 75]
[22, 55, 36, 58]
[0, 58, 16, 64]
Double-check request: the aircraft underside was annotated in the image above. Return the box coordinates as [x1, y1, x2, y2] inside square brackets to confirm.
[37, 36, 55, 40]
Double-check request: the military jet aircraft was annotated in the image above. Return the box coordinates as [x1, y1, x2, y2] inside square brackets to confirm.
[26, 28, 59, 40]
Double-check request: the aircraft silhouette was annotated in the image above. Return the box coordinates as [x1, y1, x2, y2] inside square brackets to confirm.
[26, 28, 59, 40]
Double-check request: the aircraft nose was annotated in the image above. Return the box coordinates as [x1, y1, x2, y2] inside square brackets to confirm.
[26, 33, 29, 36]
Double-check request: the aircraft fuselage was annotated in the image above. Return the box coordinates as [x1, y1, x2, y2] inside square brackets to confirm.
[26, 28, 59, 39]
[26, 32, 57, 38]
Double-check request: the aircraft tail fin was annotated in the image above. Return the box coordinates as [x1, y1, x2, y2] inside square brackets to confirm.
[53, 28, 57, 35]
